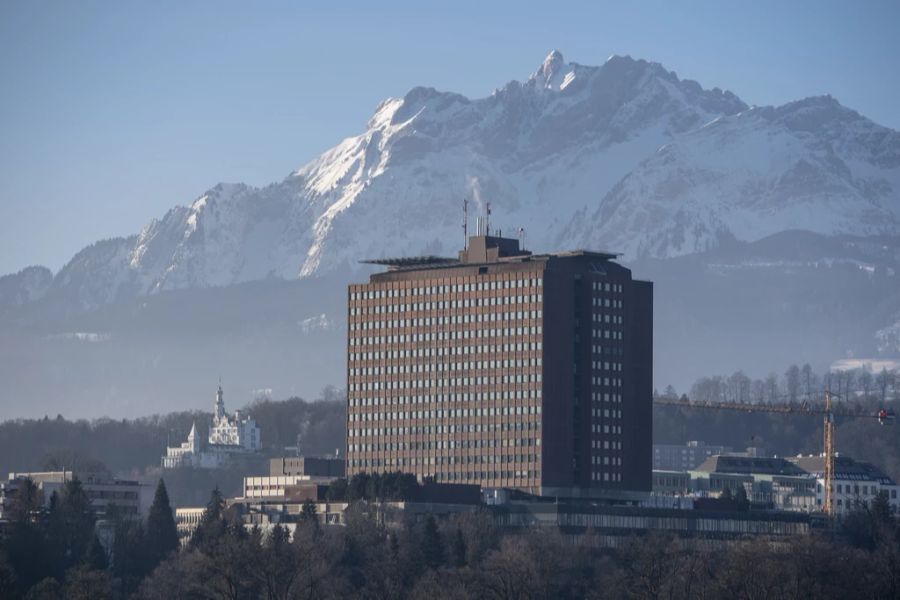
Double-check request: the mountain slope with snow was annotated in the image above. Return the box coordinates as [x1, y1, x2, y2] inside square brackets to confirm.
[563, 96, 900, 257]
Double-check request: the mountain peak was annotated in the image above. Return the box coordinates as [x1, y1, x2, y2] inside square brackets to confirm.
[542, 49, 565, 69]
[530, 50, 567, 88]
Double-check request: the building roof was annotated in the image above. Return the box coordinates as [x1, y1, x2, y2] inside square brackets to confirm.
[361, 249, 621, 273]
[789, 456, 896, 484]
[694, 455, 807, 476]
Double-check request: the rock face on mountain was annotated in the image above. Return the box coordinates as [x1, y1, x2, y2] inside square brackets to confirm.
[2, 51, 899, 416]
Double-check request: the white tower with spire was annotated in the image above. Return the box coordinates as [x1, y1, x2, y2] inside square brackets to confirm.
[208, 382, 261, 451]
[214, 384, 226, 422]
[187, 421, 200, 453]
[162, 420, 203, 468]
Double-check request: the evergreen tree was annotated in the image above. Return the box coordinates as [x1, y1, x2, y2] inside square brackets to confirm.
[84, 535, 108, 571]
[420, 515, 445, 570]
[871, 490, 893, 524]
[326, 478, 348, 501]
[63, 566, 113, 600]
[452, 528, 467, 567]
[23, 577, 62, 600]
[111, 518, 147, 595]
[145, 479, 179, 567]
[47, 478, 95, 573]
[7, 477, 42, 523]
[0, 551, 16, 599]
[190, 487, 226, 551]
[300, 499, 318, 522]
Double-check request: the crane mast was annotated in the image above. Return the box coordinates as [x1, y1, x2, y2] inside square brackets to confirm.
[823, 390, 835, 517]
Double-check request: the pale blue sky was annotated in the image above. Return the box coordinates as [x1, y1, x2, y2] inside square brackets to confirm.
[1, 0, 898, 276]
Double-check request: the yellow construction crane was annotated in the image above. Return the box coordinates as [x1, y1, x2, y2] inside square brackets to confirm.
[654, 391, 895, 517]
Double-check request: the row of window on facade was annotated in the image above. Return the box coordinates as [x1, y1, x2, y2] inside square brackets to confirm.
[349, 388, 543, 407]
[592, 282, 624, 293]
[830, 483, 898, 498]
[591, 472, 623, 482]
[351, 295, 543, 316]
[351, 333, 543, 349]
[351, 357, 544, 376]
[347, 449, 539, 464]
[350, 278, 545, 301]
[350, 344, 544, 362]
[351, 373, 543, 392]
[351, 317, 543, 334]
[592, 392, 624, 404]
[349, 404, 542, 420]
[592, 376, 623, 387]
[347, 461, 540, 482]
[349, 422, 541, 440]
[592, 297, 624, 309]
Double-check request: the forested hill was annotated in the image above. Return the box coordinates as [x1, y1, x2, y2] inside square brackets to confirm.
[0, 393, 346, 481]
[1, 373, 898, 489]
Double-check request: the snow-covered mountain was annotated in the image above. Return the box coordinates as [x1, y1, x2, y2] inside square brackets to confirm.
[3, 51, 900, 416]
[30, 50, 897, 311]
[21, 51, 757, 307]
[563, 95, 900, 257]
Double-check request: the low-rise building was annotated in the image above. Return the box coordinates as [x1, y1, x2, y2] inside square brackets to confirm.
[789, 455, 900, 514]
[243, 456, 346, 499]
[653, 441, 734, 471]
[650, 453, 899, 515]
[691, 455, 817, 510]
[1, 471, 152, 519]
[174, 507, 206, 544]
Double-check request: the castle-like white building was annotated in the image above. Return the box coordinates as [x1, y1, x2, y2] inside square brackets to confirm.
[162, 385, 261, 469]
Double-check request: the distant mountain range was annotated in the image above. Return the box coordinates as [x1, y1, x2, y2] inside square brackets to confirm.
[2, 51, 898, 418]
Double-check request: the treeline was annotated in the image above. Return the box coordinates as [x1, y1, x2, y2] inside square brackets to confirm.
[0, 476, 180, 599]
[667, 363, 898, 406]
[0, 390, 347, 480]
[6, 486, 897, 599]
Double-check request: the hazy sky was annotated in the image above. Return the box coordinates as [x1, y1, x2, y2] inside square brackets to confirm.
[1, 0, 898, 276]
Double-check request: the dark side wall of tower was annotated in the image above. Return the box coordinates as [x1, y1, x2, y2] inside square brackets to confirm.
[540, 254, 653, 495]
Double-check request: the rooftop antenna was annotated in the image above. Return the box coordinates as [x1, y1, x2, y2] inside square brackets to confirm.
[518, 227, 526, 250]
[463, 198, 469, 249]
[486, 202, 492, 236]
